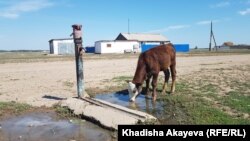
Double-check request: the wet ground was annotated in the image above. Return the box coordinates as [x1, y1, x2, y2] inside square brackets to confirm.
[95, 93, 164, 118]
[95, 93, 184, 124]
[0, 112, 113, 141]
[0, 93, 170, 141]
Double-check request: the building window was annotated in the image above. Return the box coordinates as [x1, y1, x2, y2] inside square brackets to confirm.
[107, 44, 111, 47]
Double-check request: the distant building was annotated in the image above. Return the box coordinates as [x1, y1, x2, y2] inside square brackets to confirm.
[173, 44, 190, 52]
[50, 33, 189, 54]
[229, 45, 250, 50]
[116, 33, 169, 43]
[219, 41, 250, 50]
[116, 33, 170, 53]
[95, 33, 171, 54]
[95, 40, 139, 54]
[49, 38, 74, 55]
[222, 41, 234, 47]
[115, 33, 189, 53]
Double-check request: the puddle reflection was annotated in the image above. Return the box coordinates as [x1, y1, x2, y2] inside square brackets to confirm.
[95, 93, 164, 117]
[0, 112, 112, 141]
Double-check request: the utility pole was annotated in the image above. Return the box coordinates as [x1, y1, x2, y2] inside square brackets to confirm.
[209, 21, 217, 51]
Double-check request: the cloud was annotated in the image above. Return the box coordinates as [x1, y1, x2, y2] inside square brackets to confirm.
[168, 25, 190, 29]
[196, 20, 220, 25]
[239, 8, 250, 15]
[0, 0, 54, 19]
[146, 25, 190, 33]
[210, 1, 230, 8]
[239, 0, 250, 5]
[196, 20, 211, 25]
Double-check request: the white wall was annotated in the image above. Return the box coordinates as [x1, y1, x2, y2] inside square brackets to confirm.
[95, 41, 140, 54]
[50, 39, 74, 55]
[144, 42, 161, 45]
[95, 41, 102, 54]
[52, 41, 58, 54]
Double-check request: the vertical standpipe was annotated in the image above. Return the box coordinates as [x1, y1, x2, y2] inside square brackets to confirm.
[72, 24, 84, 98]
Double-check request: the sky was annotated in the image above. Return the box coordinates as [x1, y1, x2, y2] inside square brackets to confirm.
[0, 0, 249, 50]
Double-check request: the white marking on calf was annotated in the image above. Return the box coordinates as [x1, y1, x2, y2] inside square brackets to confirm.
[128, 82, 139, 102]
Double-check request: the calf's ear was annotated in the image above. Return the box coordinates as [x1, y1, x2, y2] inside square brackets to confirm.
[125, 80, 130, 83]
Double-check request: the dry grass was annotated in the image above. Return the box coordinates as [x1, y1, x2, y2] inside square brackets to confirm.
[1, 49, 250, 64]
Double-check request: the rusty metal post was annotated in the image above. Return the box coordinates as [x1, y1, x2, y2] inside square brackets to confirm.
[72, 24, 84, 98]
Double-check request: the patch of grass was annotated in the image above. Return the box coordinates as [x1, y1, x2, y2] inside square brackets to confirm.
[86, 76, 132, 96]
[0, 101, 32, 117]
[136, 119, 159, 125]
[187, 78, 219, 99]
[198, 83, 218, 94]
[53, 104, 74, 118]
[155, 79, 191, 94]
[112, 76, 132, 83]
[112, 76, 132, 87]
[175, 82, 191, 93]
[10, 78, 19, 81]
[0, 52, 140, 64]
[63, 81, 74, 88]
[97, 72, 250, 125]
[157, 81, 250, 124]
[237, 82, 250, 94]
[0, 52, 75, 64]
[187, 49, 250, 56]
[200, 62, 224, 66]
[158, 94, 193, 124]
[220, 91, 250, 113]
[1, 50, 249, 64]
[188, 98, 249, 124]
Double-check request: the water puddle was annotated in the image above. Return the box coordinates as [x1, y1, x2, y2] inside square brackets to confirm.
[95, 93, 164, 118]
[95, 93, 182, 124]
[0, 112, 112, 141]
[95, 93, 189, 124]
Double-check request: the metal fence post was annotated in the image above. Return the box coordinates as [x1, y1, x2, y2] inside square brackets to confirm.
[72, 24, 84, 98]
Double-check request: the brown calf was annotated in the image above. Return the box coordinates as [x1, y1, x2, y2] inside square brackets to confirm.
[128, 43, 176, 102]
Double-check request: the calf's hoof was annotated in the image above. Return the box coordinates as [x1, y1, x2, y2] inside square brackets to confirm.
[145, 94, 151, 99]
[152, 96, 157, 101]
[161, 91, 166, 95]
[169, 91, 175, 94]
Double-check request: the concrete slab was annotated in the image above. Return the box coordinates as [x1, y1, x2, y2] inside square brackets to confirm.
[60, 97, 157, 130]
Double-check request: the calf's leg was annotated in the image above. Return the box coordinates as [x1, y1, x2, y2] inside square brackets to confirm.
[170, 64, 176, 93]
[145, 76, 151, 99]
[162, 69, 170, 94]
[151, 73, 159, 101]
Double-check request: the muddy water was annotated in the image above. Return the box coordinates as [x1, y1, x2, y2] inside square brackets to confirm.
[0, 112, 112, 141]
[95, 93, 164, 118]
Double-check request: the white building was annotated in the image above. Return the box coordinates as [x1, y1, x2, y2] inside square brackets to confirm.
[115, 33, 169, 44]
[95, 33, 169, 54]
[49, 38, 74, 55]
[95, 40, 140, 54]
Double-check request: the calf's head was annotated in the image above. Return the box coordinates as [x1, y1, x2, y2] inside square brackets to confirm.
[128, 82, 142, 102]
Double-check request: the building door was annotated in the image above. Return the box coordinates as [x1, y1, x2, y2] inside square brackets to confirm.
[58, 43, 74, 55]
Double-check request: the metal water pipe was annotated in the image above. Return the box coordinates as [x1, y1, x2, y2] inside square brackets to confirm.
[71, 24, 85, 98]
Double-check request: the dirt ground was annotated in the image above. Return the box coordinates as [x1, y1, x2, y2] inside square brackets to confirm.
[0, 54, 249, 107]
